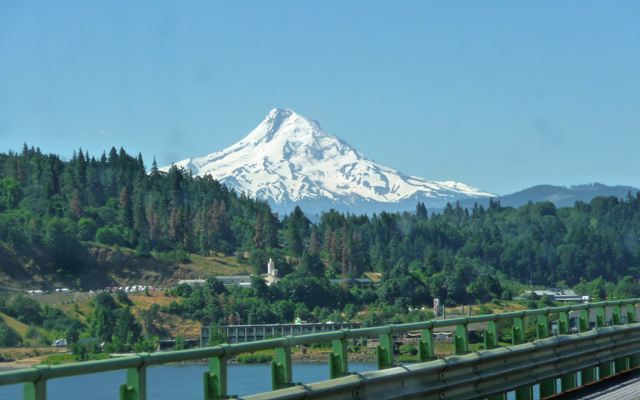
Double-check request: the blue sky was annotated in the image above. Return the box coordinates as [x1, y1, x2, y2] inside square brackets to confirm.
[1, 1, 639, 195]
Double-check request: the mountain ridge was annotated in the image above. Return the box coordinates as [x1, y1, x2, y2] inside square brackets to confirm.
[162, 108, 495, 214]
[431, 183, 640, 214]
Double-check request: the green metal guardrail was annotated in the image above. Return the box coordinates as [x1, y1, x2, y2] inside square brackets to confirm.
[1, 299, 639, 400]
[244, 323, 640, 400]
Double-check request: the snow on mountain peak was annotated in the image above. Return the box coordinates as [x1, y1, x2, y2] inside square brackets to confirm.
[162, 109, 495, 214]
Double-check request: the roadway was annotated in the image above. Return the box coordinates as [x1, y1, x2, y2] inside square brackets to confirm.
[551, 368, 640, 400]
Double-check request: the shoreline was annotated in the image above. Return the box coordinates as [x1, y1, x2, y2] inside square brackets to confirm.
[0, 351, 378, 371]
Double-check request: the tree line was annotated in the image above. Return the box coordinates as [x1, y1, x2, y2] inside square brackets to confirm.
[1, 145, 640, 322]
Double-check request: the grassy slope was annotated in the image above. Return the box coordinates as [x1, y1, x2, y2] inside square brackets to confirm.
[54, 291, 203, 340]
[0, 244, 249, 344]
[0, 312, 29, 337]
[0, 241, 252, 292]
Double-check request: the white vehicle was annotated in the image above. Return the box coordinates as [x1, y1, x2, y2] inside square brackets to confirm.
[52, 339, 67, 347]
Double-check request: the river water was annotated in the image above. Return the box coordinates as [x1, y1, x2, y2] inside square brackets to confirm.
[0, 362, 530, 399]
[0, 363, 378, 399]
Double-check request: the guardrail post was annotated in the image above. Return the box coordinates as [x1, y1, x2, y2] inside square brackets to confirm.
[271, 346, 294, 390]
[376, 332, 394, 370]
[628, 304, 640, 368]
[612, 305, 630, 374]
[454, 324, 468, 355]
[561, 374, 577, 392]
[558, 312, 569, 335]
[536, 314, 548, 339]
[23, 366, 47, 400]
[204, 353, 231, 399]
[595, 306, 613, 379]
[418, 328, 435, 362]
[484, 321, 497, 350]
[596, 307, 606, 328]
[329, 338, 349, 379]
[536, 313, 557, 398]
[612, 305, 622, 326]
[627, 304, 636, 324]
[577, 309, 596, 385]
[515, 386, 533, 400]
[120, 358, 147, 400]
[579, 309, 589, 332]
[512, 317, 524, 345]
[511, 315, 531, 400]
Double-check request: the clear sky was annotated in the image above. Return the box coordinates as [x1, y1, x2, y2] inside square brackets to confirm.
[1, 1, 639, 195]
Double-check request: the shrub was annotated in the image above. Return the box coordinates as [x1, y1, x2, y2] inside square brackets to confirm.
[236, 354, 273, 363]
[95, 227, 124, 246]
[0, 322, 23, 347]
[399, 344, 418, 356]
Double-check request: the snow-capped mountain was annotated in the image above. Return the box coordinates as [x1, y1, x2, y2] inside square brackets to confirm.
[162, 108, 495, 214]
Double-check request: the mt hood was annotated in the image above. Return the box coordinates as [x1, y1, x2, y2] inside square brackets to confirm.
[162, 109, 495, 214]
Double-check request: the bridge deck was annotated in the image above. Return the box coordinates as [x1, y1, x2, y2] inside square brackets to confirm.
[551, 368, 640, 400]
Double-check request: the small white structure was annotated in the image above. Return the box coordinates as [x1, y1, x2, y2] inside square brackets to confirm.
[178, 279, 207, 287]
[267, 258, 278, 277]
[262, 258, 281, 286]
[215, 276, 252, 287]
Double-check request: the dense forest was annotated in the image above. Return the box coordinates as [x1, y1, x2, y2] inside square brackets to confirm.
[2, 145, 640, 350]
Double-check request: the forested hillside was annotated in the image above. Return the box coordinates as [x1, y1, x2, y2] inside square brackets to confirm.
[2, 145, 640, 351]
[1, 145, 640, 304]
[0, 145, 273, 287]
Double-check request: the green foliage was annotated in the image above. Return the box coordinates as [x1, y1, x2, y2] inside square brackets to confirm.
[235, 354, 273, 363]
[88, 291, 142, 351]
[0, 146, 271, 275]
[344, 303, 357, 320]
[476, 304, 494, 315]
[173, 334, 186, 350]
[3, 146, 640, 337]
[614, 276, 640, 299]
[77, 217, 97, 241]
[208, 326, 227, 346]
[0, 322, 23, 347]
[399, 344, 418, 356]
[7, 295, 43, 325]
[139, 303, 163, 336]
[25, 325, 40, 342]
[467, 274, 502, 304]
[0, 177, 23, 210]
[540, 294, 555, 306]
[41, 352, 108, 365]
[133, 337, 157, 353]
[115, 289, 133, 306]
[95, 226, 125, 246]
[70, 340, 100, 360]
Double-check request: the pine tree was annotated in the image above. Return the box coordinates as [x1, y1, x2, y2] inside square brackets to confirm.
[416, 202, 428, 221]
[118, 187, 133, 228]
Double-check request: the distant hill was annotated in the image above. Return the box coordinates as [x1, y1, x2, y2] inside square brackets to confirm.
[444, 183, 640, 212]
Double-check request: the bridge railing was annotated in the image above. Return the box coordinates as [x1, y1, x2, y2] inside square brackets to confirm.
[1, 299, 639, 400]
[244, 323, 640, 400]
